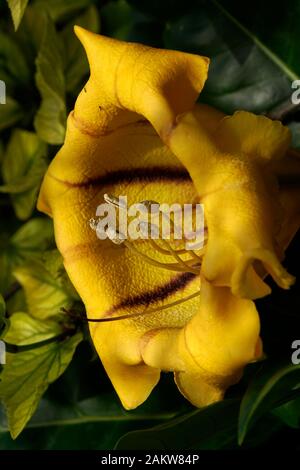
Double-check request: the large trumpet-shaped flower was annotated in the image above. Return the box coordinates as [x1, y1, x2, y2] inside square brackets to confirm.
[38, 28, 300, 409]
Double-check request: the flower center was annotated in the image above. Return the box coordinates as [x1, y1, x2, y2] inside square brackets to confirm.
[85, 194, 205, 323]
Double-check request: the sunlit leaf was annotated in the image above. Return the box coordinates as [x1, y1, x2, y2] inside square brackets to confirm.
[7, 0, 30, 30]
[10, 218, 54, 253]
[3, 311, 62, 345]
[0, 350, 189, 449]
[0, 312, 82, 438]
[14, 250, 78, 320]
[0, 218, 54, 293]
[0, 130, 47, 219]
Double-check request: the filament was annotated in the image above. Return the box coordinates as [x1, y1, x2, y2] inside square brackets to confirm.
[160, 239, 201, 272]
[124, 240, 199, 274]
[85, 289, 201, 323]
[149, 238, 201, 257]
[100, 194, 204, 274]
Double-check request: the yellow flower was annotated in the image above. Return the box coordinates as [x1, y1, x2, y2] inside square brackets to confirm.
[38, 28, 300, 409]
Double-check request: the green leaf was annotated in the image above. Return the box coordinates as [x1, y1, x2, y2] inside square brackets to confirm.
[10, 218, 54, 253]
[13, 6, 47, 75]
[211, 0, 298, 82]
[13, 250, 78, 320]
[0, 394, 175, 449]
[0, 218, 54, 294]
[273, 396, 300, 429]
[0, 294, 8, 338]
[0, 97, 24, 132]
[220, 0, 300, 78]
[7, 0, 30, 30]
[116, 399, 240, 450]
[0, 312, 82, 438]
[238, 361, 300, 445]
[61, 5, 100, 94]
[32, 0, 92, 23]
[0, 419, 139, 450]
[164, 1, 292, 114]
[0, 349, 189, 449]
[4, 312, 63, 345]
[1, 132, 46, 193]
[101, 0, 143, 40]
[0, 130, 47, 220]
[34, 16, 66, 145]
[101, 0, 163, 47]
[0, 32, 30, 88]
[7, 393, 179, 432]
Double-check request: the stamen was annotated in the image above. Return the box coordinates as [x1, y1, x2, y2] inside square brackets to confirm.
[139, 200, 160, 213]
[124, 240, 199, 273]
[149, 238, 187, 255]
[129, 221, 200, 273]
[144, 224, 204, 259]
[106, 227, 125, 245]
[138, 220, 160, 239]
[190, 249, 203, 262]
[89, 218, 98, 230]
[148, 233, 204, 257]
[95, 195, 204, 273]
[85, 289, 201, 323]
[104, 193, 127, 209]
[160, 239, 201, 272]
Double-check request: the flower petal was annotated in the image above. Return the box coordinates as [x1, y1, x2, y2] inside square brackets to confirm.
[73, 26, 209, 138]
[164, 110, 295, 298]
[90, 321, 160, 409]
[142, 280, 261, 407]
[215, 111, 291, 162]
[37, 28, 299, 410]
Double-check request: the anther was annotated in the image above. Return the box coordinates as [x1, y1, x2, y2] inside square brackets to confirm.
[104, 193, 127, 209]
[106, 227, 126, 245]
[89, 218, 98, 230]
[140, 200, 161, 213]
